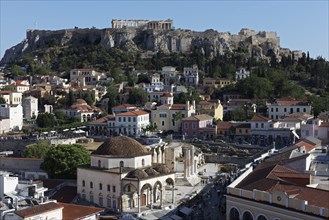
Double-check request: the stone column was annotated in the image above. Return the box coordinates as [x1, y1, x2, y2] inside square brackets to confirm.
[150, 190, 153, 210]
[138, 193, 141, 213]
[172, 185, 175, 204]
[160, 189, 163, 208]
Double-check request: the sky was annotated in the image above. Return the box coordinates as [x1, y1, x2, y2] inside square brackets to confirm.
[0, 0, 328, 61]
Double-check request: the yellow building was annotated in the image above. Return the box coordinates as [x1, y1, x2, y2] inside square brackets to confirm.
[196, 100, 223, 121]
[151, 101, 196, 132]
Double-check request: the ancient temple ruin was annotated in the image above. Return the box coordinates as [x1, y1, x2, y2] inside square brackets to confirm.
[111, 19, 173, 30]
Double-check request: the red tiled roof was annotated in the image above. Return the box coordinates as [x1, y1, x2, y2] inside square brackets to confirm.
[59, 202, 104, 220]
[274, 97, 309, 106]
[112, 104, 136, 109]
[52, 186, 77, 203]
[251, 114, 271, 122]
[162, 92, 173, 97]
[93, 115, 115, 123]
[170, 104, 186, 110]
[217, 122, 233, 129]
[116, 110, 149, 116]
[15, 202, 63, 218]
[319, 122, 329, 127]
[295, 141, 316, 152]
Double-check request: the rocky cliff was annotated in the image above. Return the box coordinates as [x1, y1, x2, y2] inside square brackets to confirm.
[1, 27, 282, 64]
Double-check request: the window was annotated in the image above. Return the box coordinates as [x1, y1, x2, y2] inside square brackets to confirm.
[82, 180, 85, 187]
[303, 108, 306, 112]
[142, 159, 145, 167]
[184, 123, 188, 129]
[192, 123, 197, 129]
[314, 130, 318, 136]
[119, 117, 121, 122]
[162, 121, 165, 126]
[127, 185, 131, 192]
[98, 160, 101, 168]
[297, 108, 300, 112]
[113, 199, 116, 209]
[120, 161, 124, 167]
[99, 196, 103, 206]
[107, 197, 111, 207]
[123, 117, 126, 122]
[284, 108, 287, 112]
[112, 186, 116, 192]
[271, 108, 273, 112]
[90, 192, 94, 203]
[261, 123, 264, 128]
[99, 183, 103, 190]
[256, 123, 258, 128]
[172, 120, 176, 126]
[276, 108, 278, 112]
[107, 184, 111, 191]
[90, 182, 93, 188]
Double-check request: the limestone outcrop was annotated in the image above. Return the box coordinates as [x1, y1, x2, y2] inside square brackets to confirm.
[1, 27, 282, 64]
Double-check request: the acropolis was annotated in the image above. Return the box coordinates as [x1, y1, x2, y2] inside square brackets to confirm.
[111, 19, 173, 30]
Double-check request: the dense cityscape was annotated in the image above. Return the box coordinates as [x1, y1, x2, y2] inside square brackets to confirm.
[0, 15, 328, 220]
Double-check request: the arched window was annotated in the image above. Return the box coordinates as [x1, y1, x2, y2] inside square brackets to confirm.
[142, 159, 145, 167]
[107, 195, 111, 208]
[243, 211, 254, 220]
[90, 191, 94, 203]
[90, 182, 93, 188]
[99, 183, 103, 190]
[98, 160, 101, 168]
[229, 207, 240, 220]
[127, 185, 131, 192]
[99, 193, 103, 206]
[120, 161, 124, 167]
[82, 180, 85, 187]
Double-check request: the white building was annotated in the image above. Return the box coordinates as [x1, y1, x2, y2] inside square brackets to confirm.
[162, 66, 180, 85]
[139, 73, 164, 92]
[0, 104, 23, 131]
[70, 68, 106, 86]
[235, 68, 250, 80]
[269, 98, 312, 120]
[77, 136, 175, 213]
[22, 96, 38, 120]
[115, 110, 150, 136]
[62, 99, 102, 122]
[0, 90, 22, 105]
[301, 118, 329, 142]
[183, 65, 199, 87]
[7, 80, 30, 93]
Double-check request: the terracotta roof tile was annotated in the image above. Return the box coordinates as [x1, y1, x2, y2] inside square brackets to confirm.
[251, 114, 271, 122]
[116, 110, 149, 116]
[59, 202, 104, 220]
[15, 202, 63, 218]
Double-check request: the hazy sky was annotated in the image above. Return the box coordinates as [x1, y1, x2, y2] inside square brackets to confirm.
[1, 0, 328, 60]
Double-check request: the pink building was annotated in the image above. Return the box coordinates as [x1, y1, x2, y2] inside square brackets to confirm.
[181, 114, 215, 139]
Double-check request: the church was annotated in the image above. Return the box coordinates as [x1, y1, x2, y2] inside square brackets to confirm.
[77, 136, 175, 213]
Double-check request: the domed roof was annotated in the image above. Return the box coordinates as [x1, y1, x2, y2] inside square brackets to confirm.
[154, 164, 171, 174]
[126, 169, 149, 179]
[92, 136, 149, 157]
[144, 167, 160, 176]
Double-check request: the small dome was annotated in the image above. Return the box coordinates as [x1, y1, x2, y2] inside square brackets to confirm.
[154, 164, 171, 174]
[126, 169, 149, 179]
[144, 168, 160, 176]
[92, 136, 149, 157]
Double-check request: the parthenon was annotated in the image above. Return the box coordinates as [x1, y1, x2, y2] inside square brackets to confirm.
[111, 19, 173, 30]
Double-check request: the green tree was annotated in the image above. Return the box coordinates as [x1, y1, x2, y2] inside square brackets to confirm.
[24, 140, 50, 159]
[11, 64, 26, 77]
[127, 88, 148, 106]
[0, 96, 6, 104]
[41, 144, 90, 179]
[106, 85, 119, 114]
[36, 113, 57, 128]
[111, 67, 126, 83]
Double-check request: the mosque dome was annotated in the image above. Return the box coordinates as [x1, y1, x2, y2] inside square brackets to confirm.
[92, 136, 149, 157]
[154, 164, 171, 174]
[144, 167, 160, 176]
[126, 169, 149, 179]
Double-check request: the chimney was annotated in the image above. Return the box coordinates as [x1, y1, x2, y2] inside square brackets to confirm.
[186, 100, 190, 110]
